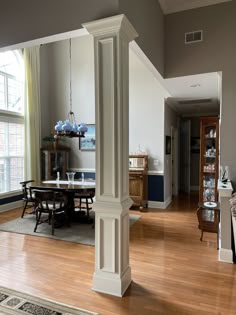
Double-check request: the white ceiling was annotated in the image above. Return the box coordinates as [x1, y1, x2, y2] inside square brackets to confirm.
[158, 0, 232, 14]
[164, 72, 220, 116]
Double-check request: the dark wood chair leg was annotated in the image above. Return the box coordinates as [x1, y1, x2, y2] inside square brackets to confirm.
[200, 230, 203, 241]
[86, 198, 89, 217]
[51, 211, 55, 235]
[34, 211, 40, 232]
[21, 201, 28, 218]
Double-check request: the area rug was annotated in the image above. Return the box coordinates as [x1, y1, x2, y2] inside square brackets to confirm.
[0, 213, 141, 246]
[0, 286, 98, 315]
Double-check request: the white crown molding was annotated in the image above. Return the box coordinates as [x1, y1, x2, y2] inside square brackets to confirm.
[130, 41, 171, 98]
[83, 14, 138, 42]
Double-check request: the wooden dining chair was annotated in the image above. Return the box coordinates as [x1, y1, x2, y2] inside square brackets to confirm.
[33, 189, 69, 235]
[74, 191, 94, 219]
[20, 180, 36, 218]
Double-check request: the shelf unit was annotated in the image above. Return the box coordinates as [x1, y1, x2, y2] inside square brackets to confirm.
[129, 154, 148, 209]
[41, 144, 70, 180]
[199, 117, 219, 203]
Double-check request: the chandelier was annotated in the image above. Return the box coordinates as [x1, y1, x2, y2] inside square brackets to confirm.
[54, 38, 88, 139]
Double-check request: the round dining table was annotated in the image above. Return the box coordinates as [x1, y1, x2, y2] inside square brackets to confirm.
[30, 180, 96, 223]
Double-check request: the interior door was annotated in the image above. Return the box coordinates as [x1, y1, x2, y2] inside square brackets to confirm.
[180, 119, 191, 193]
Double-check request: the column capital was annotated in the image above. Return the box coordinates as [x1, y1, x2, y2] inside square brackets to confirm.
[83, 14, 138, 42]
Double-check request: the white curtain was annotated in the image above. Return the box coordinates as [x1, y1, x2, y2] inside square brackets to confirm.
[23, 46, 41, 181]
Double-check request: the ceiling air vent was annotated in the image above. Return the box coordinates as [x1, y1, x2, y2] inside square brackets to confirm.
[178, 99, 212, 105]
[185, 30, 203, 44]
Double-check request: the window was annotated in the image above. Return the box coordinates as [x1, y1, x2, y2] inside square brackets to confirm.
[0, 50, 24, 194]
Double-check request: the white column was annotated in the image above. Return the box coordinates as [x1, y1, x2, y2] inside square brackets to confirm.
[218, 180, 233, 263]
[83, 15, 138, 297]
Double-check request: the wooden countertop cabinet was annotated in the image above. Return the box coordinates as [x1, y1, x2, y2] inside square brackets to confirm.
[129, 155, 148, 210]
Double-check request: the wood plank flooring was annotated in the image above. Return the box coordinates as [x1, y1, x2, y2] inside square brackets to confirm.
[0, 194, 236, 315]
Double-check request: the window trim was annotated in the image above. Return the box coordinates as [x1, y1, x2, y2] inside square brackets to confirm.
[0, 109, 24, 122]
[0, 50, 24, 195]
[0, 190, 22, 198]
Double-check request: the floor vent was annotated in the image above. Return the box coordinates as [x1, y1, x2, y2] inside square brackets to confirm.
[185, 30, 203, 44]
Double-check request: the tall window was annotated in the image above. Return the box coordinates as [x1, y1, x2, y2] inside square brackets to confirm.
[0, 50, 24, 193]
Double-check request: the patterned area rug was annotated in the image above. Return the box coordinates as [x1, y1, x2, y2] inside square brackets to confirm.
[0, 286, 98, 315]
[0, 213, 141, 246]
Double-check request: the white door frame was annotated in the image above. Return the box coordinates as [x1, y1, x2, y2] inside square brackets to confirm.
[171, 126, 179, 196]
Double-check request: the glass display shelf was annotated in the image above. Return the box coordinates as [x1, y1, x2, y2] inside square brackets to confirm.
[199, 117, 219, 203]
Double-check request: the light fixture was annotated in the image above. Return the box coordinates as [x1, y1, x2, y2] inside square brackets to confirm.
[54, 38, 88, 139]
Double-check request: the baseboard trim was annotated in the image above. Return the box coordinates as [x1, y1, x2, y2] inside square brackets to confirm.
[147, 170, 164, 175]
[164, 196, 172, 208]
[0, 201, 23, 213]
[190, 186, 199, 191]
[148, 197, 172, 209]
[218, 248, 233, 263]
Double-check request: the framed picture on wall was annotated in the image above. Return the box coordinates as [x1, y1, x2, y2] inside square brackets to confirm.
[79, 124, 96, 151]
[165, 135, 171, 155]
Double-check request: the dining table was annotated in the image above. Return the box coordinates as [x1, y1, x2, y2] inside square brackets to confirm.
[30, 180, 96, 223]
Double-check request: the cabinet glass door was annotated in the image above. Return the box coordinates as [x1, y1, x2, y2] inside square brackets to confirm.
[199, 118, 219, 203]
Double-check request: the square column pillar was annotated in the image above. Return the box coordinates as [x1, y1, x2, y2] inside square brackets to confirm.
[83, 15, 138, 297]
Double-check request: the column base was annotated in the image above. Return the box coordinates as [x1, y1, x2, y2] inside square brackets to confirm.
[218, 248, 233, 263]
[92, 266, 132, 297]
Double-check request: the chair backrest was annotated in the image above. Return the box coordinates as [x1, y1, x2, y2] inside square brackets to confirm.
[20, 180, 35, 200]
[33, 189, 67, 211]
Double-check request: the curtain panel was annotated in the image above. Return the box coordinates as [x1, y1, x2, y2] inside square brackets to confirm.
[24, 46, 41, 181]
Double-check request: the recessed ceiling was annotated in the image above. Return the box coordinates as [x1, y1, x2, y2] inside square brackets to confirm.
[164, 72, 221, 116]
[158, 0, 232, 14]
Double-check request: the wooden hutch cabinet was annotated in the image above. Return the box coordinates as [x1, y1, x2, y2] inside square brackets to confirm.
[41, 144, 70, 180]
[199, 117, 219, 203]
[129, 154, 148, 209]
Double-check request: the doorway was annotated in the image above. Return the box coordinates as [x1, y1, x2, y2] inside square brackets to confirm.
[179, 119, 191, 194]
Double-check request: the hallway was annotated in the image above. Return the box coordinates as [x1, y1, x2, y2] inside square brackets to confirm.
[0, 194, 235, 315]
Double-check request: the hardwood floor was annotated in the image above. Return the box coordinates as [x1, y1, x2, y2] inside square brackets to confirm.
[0, 194, 236, 315]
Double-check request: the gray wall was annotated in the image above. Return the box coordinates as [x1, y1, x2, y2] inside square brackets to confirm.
[40, 36, 96, 171]
[0, 0, 118, 48]
[0, 0, 165, 78]
[119, 0, 165, 76]
[165, 1, 236, 186]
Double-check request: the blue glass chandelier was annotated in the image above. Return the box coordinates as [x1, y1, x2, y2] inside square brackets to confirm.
[54, 38, 88, 139]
